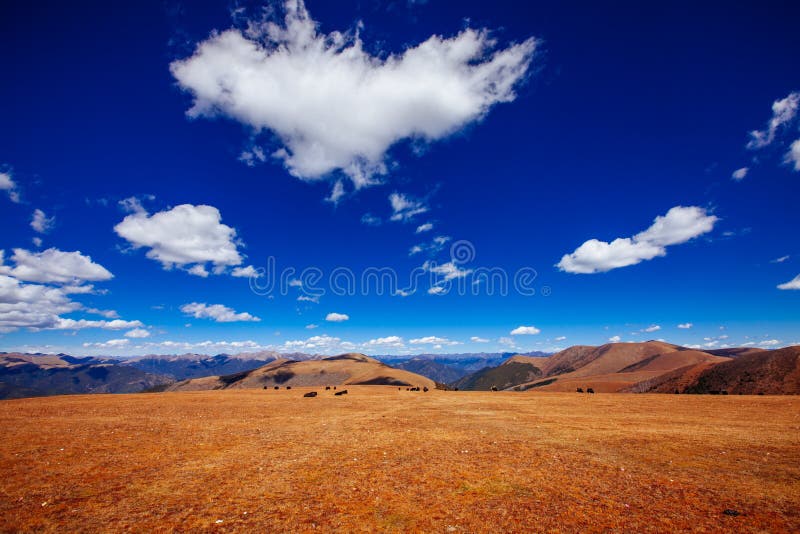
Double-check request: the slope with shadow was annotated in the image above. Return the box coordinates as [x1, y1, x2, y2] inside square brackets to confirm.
[451, 355, 545, 391]
[392, 357, 466, 383]
[0, 353, 172, 399]
[637, 346, 800, 395]
[167, 353, 435, 391]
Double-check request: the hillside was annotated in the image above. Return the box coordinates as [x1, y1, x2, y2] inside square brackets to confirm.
[393, 357, 465, 383]
[640, 346, 800, 394]
[0, 353, 171, 399]
[168, 353, 435, 391]
[451, 355, 545, 391]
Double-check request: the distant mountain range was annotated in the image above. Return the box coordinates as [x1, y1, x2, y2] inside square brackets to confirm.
[2, 344, 798, 399]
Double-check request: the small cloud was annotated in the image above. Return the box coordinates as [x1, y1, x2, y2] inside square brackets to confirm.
[677, 323, 693, 329]
[297, 295, 319, 303]
[554, 335, 567, 341]
[180, 302, 261, 322]
[731, 167, 748, 181]
[305, 323, 318, 329]
[409, 335, 459, 346]
[32, 237, 42, 248]
[0, 171, 20, 203]
[361, 213, 382, 226]
[785, 139, 800, 171]
[231, 265, 262, 278]
[427, 286, 445, 295]
[389, 193, 428, 222]
[510, 325, 540, 335]
[31, 209, 55, 234]
[415, 222, 433, 234]
[325, 180, 345, 204]
[124, 328, 150, 338]
[325, 312, 349, 322]
[470, 336, 489, 343]
[608, 335, 621, 343]
[642, 324, 661, 333]
[770, 255, 790, 264]
[747, 92, 799, 149]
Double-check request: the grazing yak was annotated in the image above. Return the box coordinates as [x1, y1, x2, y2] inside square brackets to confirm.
[325, 386, 331, 390]
[587, 388, 595, 394]
[491, 386, 498, 392]
[334, 390, 348, 396]
[303, 392, 317, 398]
[576, 388, 584, 393]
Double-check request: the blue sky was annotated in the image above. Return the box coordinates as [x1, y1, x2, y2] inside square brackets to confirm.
[1, 0, 798, 356]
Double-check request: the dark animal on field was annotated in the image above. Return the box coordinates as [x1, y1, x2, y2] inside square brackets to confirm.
[491, 386, 498, 392]
[325, 386, 331, 390]
[576, 388, 584, 393]
[333, 386, 337, 390]
[334, 390, 348, 396]
[303, 392, 317, 398]
[286, 386, 292, 390]
[274, 386, 279, 390]
[587, 388, 595, 394]
[423, 386, 429, 392]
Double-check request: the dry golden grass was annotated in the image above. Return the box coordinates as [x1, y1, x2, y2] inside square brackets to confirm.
[1, 388, 798, 532]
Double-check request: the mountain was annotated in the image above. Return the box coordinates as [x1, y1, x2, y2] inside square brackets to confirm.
[392, 358, 465, 383]
[636, 346, 800, 395]
[0, 353, 171, 399]
[167, 353, 436, 392]
[376, 352, 541, 380]
[451, 355, 546, 391]
[121, 351, 316, 380]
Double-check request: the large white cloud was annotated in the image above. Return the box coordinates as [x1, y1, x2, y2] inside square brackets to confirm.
[557, 206, 718, 274]
[170, 0, 536, 188]
[114, 204, 244, 275]
[777, 274, 800, 290]
[180, 302, 261, 322]
[0, 248, 113, 284]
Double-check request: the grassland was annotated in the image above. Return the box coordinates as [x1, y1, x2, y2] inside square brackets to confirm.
[1, 388, 798, 532]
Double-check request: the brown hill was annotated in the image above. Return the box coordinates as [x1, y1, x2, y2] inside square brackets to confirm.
[167, 353, 435, 391]
[506, 342, 730, 393]
[451, 355, 545, 391]
[641, 346, 800, 395]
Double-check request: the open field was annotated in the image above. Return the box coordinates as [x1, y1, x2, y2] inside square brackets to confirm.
[1, 388, 799, 532]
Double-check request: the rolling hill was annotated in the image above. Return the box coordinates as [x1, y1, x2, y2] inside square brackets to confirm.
[167, 353, 436, 392]
[450, 341, 800, 394]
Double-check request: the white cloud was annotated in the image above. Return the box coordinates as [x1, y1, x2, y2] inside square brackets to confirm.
[170, 0, 536, 188]
[642, 324, 661, 333]
[0, 248, 113, 284]
[415, 222, 433, 234]
[731, 167, 748, 181]
[557, 206, 718, 274]
[0, 172, 20, 203]
[180, 302, 261, 322]
[54, 318, 144, 331]
[394, 289, 414, 297]
[114, 204, 244, 275]
[231, 265, 262, 278]
[759, 339, 780, 347]
[409, 335, 459, 346]
[510, 325, 540, 335]
[32, 237, 42, 248]
[554, 336, 567, 342]
[423, 260, 471, 281]
[747, 92, 800, 149]
[389, 193, 428, 222]
[83, 338, 130, 349]
[297, 295, 319, 303]
[785, 139, 800, 171]
[498, 336, 516, 348]
[31, 209, 55, 234]
[0, 274, 81, 331]
[410, 235, 451, 257]
[325, 180, 345, 204]
[188, 264, 209, 278]
[325, 312, 349, 322]
[677, 323, 693, 329]
[364, 336, 405, 348]
[361, 213, 382, 226]
[86, 308, 119, 319]
[608, 335, 621, 343]
[305, 323, 318, 329]
[777, 274, 800, 290]
[771, 255, 790, 264]
[124, 328, 151, 338]
[470, 336, 489, 343]
[427, 285, 445, 295]
[118, 196, 151, 214]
